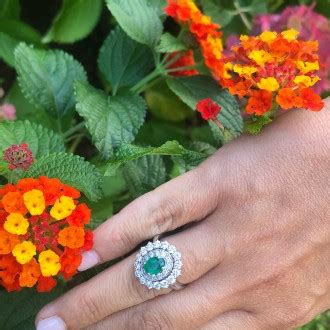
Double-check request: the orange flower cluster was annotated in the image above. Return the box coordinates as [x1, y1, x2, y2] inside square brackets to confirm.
[0, 176, 93, 292]
[165, 0, 225, 79]
[221, 30, 324, 115]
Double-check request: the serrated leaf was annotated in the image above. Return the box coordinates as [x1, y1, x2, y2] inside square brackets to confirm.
[105, 140, 206, 176]
[157, 33, 187, 53]
[0, 0, 20, 19]
[0, 285, 65, 330]
[14, 43, 87, 118]
[0, 120, 64, 158]
[43, 0, 103, 43]
[106, 0, 163, 47]
[98, 26, 153, 93]
[24, 153, 103, 201]
[75, 81, 146, 159]
[123, 155, 166, 198]
[166, 76, 243, 141]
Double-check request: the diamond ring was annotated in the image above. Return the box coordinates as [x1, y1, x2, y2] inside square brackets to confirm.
[134, 236, 183, 290]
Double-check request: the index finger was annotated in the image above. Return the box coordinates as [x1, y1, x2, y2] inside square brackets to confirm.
[79, 168, 220, 271]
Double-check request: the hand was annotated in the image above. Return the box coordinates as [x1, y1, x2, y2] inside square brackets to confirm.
[36, 99, 330, 330]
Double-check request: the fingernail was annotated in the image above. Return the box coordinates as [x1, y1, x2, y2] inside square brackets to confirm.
[36, 316, 66, 330]
[78, 250, 101, 271]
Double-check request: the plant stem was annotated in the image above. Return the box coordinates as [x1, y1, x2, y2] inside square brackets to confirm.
[64, 122, 86, 138]
[166, 65, 199, 73]
[131, 67, 162, 94]
[69, 134, 84, 153]
[233, 1, 252, 30]
[213, 118, 224, 131]
[57, 118, 64, 137]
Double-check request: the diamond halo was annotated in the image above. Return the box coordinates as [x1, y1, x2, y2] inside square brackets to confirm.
[134, 240, 182, 290]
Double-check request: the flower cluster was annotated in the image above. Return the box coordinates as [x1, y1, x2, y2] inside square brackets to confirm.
[3, 143, 34, 170]
[0, 176, 92, 292]
[196, 98, 221, 120]
[221, 29, 323, 115]
[253, 4, 330, 94]
[165, 0, 225, 79]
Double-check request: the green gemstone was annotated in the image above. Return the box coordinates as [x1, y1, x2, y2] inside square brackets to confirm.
[143, 257, 165, 275]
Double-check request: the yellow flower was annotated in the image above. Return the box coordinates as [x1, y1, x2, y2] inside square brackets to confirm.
[296, 61, 319, 74]
[281, 29, 299, 41]
[240, 35, 249, 42]
[207, 35, 223, 59]
[38, 250, 61, 277]
[23, 189, 45, 216]
[4, 213, 29, 235]
[233, 64, 258, 76]
[223, 62, 233, 79]
[248, 50, 273, 66]
[50, 196, 76, 220]
[259, 31, 277, 42]
[294, 75, 320, 87]
[12, 241, 36, 264]
[257, 77, 280, 92]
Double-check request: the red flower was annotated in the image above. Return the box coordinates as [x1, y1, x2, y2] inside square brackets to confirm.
[167, 50, 198, 77]
[3, 143, 34, 171]
[300, 88, 324, 111]
[67, 204, 91, 227]
[83, 231, 94, 251]
[60, 248, 82, 279]
[196, 98, 221, 120]
[37, 276, 57, 293]
[246, 90, 273, 116]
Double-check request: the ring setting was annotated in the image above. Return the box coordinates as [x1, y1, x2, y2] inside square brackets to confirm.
[134, 238, 182, 290]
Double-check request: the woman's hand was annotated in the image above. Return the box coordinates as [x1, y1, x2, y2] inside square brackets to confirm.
[36, 99, 329, 330]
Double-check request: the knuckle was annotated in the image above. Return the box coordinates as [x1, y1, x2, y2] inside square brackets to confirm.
[78, 288, 103, 324]
[129, 309, 172, 329]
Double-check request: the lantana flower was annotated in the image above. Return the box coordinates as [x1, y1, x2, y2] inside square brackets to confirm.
[3, 143, 34, 170]
[221, 30, 323, 115]
[0, 176, 93, 292]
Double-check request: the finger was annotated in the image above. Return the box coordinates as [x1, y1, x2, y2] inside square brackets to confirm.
[88, 268, 240, 330]
[36, 221, 223, 330]
[202, 311, 261, 330]
[79, 168, 220, 270]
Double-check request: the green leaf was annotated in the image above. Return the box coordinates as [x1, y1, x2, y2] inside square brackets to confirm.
[156, 33, 187, 53]
[14, 43, 87, 118]
[0, 285, 65, 330]
[43, 0, 103, 43]
[123, 155, 166, 198]
[105, 140, 207, 175]
[0, 32, 17, 66]
[166, 76, 243, 139]
[0, 0, 20, 19]
[244, 115, 272, 135]
[202, 0, 235, 28]
[98, 26, 153, 93]
[75, 81, 146, 159]
[0, 120, 65, 158]
[25, 153, 103, 201]
[0, 19, 41, 44]
[106, 0, 163, 47]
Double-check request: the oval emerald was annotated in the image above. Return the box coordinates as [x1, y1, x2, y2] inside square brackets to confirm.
[143, 257, 165, 275]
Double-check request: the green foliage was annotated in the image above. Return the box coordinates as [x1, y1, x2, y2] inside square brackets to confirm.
[0, 120, 64, 158]
[25, 153, 103, 201]
[98, 26, 153, 94]
[75, 81, 146, 159]
[43, 0, 103, 43]
[14, 43, 87, 118]
[157, 33, 187, 53]
[145, 80, 192, 122]
[202, 0, 235, 27]
[123, 155, 166, 198]
[0, 19, 41, 67]
[0, 0, 20, 19]
[105, 140, 207, 176]
[244, 116, 273, 135]
[0, 285, 65, 330]
[106, 0, 163, 47]
[167, 76, 243, 139]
